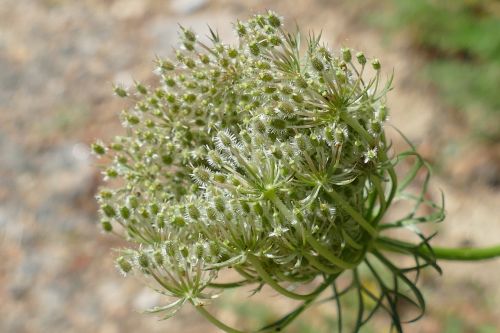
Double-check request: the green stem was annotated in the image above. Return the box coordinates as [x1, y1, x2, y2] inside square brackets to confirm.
[208, 280, 250, 289]
[194, 304, 246, 333]
[375, 237, 500, 261]
[430, 245, 500, 261]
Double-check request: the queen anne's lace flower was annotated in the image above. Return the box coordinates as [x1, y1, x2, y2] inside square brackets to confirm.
[94, 12, 445, 332]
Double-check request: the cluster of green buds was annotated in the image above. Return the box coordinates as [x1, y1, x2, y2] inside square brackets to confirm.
[93, 12, 447, 332]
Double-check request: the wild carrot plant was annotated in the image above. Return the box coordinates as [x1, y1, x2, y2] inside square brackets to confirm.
[93, 12, 500, 332]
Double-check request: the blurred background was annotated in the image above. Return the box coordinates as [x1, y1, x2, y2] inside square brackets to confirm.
[1, 0, 499, 332]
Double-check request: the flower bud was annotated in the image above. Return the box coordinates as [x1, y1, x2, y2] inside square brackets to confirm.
[267, 11, 281, 28]
[292, 93, 304, 103]
[102, 204, 116, 218]
[213, 173, 226, 183]
[209, 241, 220, 257]
[240, 130, 252, 144]
[153, 249, 164, 266]
[126, 114, 140, 125]
[236, 21, 246, 36]
[271, 146, 283, 159]
[91, 142, 106, 156]
[165, 241, 176, 257]
[370, 120, 382, 134]
[113, 85, 128, 98]
[253, 119, 267, 134]
[138, 252, 150, 269]
[260, 72, 273, 82]
[120, 206, 131, 219]
[206, 206, 218, 221]
[182, 27, 196, 42]
[335, 69, 347, 83]
[128, 196, 139, 209]
[158, 59, 175, 71]
[192, 167, 211, 184]
[371, 58, 381, 70]
[269, 118, 287, 131]
[311, 57, 324, 71]
[377, 105, 388, 122]
[295, 77, 308, 89]
[135, 82, 148, 95]
[240, 201, 251, 213]
[156, 214, 166, 228]
[101, 220, 113, 232]
[228, 48, 238, 58]
[187, 204, 201, 220]
[341, 48, 352, 62]
[199, 53, 210, 64]
[161, 154, 173, 165]
[216, 130, 236, 150]
[207, 150, 224, 169]
[180, 246, 189, 258]
[195, 243, 205, 259]
[356, 52, 366, 65]
[214, 196, 225, 212]
[116, 256, 132, 274]
[269, 35, 281, 46]
[149, 203, 159, 216]
[254, 202, 264, 216]
[249, 42, 260, 56]
[295, 134, 310, 151]
[173, 215, 186, 227]
[185, 58, 196, 69]
[278, 102, 294, 115]
[99, 190, 113, 200]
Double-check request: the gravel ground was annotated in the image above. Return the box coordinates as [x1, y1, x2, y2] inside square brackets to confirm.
[1, 1, 499, 332]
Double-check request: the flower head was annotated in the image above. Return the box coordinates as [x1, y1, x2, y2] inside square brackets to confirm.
[94, 11, 443, 332]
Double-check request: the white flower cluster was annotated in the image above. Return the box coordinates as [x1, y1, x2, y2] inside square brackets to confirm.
[92, 11, 420, 329]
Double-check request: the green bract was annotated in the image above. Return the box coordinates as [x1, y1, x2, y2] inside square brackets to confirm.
[95, 12, 445, 332]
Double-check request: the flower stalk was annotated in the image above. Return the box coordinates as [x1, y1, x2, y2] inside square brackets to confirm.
[376, 237, 500, 261]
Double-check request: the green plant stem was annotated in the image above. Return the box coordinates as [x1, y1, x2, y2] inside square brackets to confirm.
[375, 237, 500, 261]
[430, 245, 500, 261]
[208, 280, 250, 289]
[194, 304, 245, 333]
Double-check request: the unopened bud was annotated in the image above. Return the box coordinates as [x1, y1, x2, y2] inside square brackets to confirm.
[154, 250, 164, 266]
[101, 220, 113, 232]
[113, 85, 128, 98]
[138, 252, 149, 268]
[267, 12, 281, 28]
[102, 204, 116, 218]
[117, 256, 132, 274]
[356, 52, 366, 65]
[341, 48, 352, 62]
[311, 57, 324, 71]
[91, 142, 106, 155]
